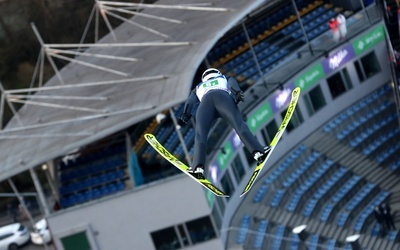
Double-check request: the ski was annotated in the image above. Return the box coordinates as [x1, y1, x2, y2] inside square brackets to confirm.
[144, 133, 229, 197]
[240, 87, 301, 197]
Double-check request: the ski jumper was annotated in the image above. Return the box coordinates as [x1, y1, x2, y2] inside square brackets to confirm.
[182, 75, 265, 169]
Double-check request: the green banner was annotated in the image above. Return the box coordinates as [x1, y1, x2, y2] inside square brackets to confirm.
[352, 24, 385, 55]
[247, 102, 273, 133]
[205, 190, 215, 207]
[294, 63, 325, 90]
[216, 140, 234, 171]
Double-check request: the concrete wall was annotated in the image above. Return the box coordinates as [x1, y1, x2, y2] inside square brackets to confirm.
[48, 175, 222, 250]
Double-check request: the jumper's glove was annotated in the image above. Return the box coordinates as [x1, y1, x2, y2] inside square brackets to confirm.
[231, 87, 244, 103]
[178, 113, 191, 126]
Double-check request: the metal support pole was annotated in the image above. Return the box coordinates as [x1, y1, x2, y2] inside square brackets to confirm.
[48, 48, 140, 62]
[6, 75, 166, 94]
[95, 3, 99, 42]
[241, 21, 264, 81]
[48, 52, 130, 77]
[125, 132, 135, 186]
[0, 133, 92, 140]
[8, 94, 108, 101]
[359, 0, 371, 25]
[8, 98, 106, 113]
[31, 23, 65, 85]
[97, 1, 230, 12]
[0, 90, 4, 129]
[103, 7, 170, 38]
[44, 41, 191, 48]
[29, 168, 50, 216]
[291, 0, 313, 55]
[383, 26, 400, 128]
[80, 4, 97, 45]
[0, 82, 23, 126]
[39, 48, 45, 88]
[43, 161, 60, 204]
[97, 1, 118, 41]
[7, 179, 36, 228]
[0, 105, 153, 134]
[102, 5, 183, 24]
[393, 75, 400, 129]
[169, 109, 192, 165]
[29, 48, 42, 91]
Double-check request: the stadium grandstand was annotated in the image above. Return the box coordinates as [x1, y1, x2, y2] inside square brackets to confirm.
[0, 0, 399, 249]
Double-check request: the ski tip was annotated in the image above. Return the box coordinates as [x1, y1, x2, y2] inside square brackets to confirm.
[214, 191, 229, 198]
[239, 191, 248, 197]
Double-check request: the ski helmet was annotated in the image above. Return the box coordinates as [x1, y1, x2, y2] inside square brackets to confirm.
[201, 68, 222, 82]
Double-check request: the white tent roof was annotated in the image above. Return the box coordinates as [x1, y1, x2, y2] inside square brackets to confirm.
[0, 0, 268, 181]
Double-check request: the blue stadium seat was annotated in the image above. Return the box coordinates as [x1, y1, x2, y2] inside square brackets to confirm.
[290, 234, 300, 250]
[354, 191, 390, 232]
[116, 181, 125, 190]
[337, 213, 349, 227]
[314, 167, 347, 200]
[376, 138, 400, 163]
[253, 184, 268, 203]
[326, 239, 337, 250]
[332, 175, 361, 203]
[272, 225, 286, 249]
[107, 183, 118, 194]
[303, 198, 318, 217]
[91, 176, 100, 186]
[282, 151, 320, 188]
[371, 222, 381, 237]
[92, 188, 102, 199]
[83, 190, 92, 201]
[388, 231, 399, 241]
[390, 160, 400, 171]
[308, 234, 319, 250]
[320, 204, 334, 222]
[237, 215, 251, 244]
[60, 198, 71, 208]
[75, 193, 85, 204]
[99, 174, 108, 183]
[253, 220, 268, 249]
[270, 189, 286, 207]
[287, 192, 302, 212]
[345, 183, 375, 211]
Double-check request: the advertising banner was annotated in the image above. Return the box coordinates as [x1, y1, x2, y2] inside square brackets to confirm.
[269, 82, 296, 112]
[322, 43, 356, 74]
[294, 63, 325, 90]
[352, 24, 385, 55]
[247, 102, 273, 133]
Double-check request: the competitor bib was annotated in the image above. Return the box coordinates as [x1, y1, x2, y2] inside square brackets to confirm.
[196, 77, 229, 101]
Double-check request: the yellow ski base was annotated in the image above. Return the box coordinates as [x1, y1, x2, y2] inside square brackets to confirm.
[144, 133, 229, 197]
[240, 87, 301, 197]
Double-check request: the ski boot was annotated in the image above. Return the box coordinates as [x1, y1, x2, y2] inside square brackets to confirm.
[187, 165, 205, 179]
[253, 146, 271, 165]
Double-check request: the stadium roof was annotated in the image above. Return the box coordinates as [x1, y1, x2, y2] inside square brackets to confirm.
[0, 0, 269, 181]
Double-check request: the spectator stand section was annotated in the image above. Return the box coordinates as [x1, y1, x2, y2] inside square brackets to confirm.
[234, 135, 393, 248]
[58, 143, 128, 208]
[207, 0, 340, 89]
[132, 105, 196, 184]
[322, 84, 400, 175]
[233, 214, 349, 250]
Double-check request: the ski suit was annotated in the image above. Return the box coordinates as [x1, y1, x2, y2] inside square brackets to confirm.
[181, 75, 265, 169]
